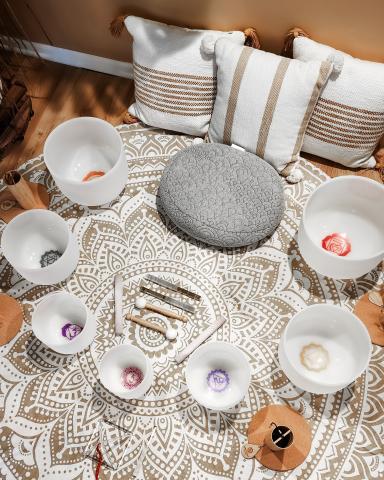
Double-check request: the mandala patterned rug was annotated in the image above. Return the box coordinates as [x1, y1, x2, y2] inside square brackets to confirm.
[0, 123, 383, 480]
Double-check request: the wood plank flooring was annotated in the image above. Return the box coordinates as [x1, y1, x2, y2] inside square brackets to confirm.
[1, 57, 382, 183]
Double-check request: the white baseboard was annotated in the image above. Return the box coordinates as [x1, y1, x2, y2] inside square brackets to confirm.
[2, 36, 133, 79]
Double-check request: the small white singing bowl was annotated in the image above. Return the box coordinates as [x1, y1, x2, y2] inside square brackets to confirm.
[99, 344, 154, 400]
[278, 304, 371, 394]
[298, 176, 384, 279]
[185, 341, 251, 410]
[43, 117, 128, 206]
[1, 209, 79, 285]
[32, 291, 96, 354]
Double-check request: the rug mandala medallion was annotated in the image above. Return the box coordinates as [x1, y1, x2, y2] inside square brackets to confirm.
[0, 124, 382, 480]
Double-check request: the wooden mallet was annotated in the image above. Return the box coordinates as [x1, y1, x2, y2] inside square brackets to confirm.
[135, 296, 188, 322]
[126, 313, 178, 341]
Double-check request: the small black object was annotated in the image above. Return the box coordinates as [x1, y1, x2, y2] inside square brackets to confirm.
[271, 425, 293, 449]
[40, 250, 62, 268]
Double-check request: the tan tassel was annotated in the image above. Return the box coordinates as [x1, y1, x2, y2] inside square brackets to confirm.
[375, 147, 384, 166]
[282, 27, 310, 57]
[123, 111, 140, 124]
[244, 27, 261, 49]
[110, 15, 127, 37]
[374, 136, 384, 172]
[374, 145, 384, 182]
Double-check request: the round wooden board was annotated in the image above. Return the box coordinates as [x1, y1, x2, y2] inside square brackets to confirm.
[0, 294, 23, 346]
[247, 405, 312, 472]
[354, 291, 384, 346]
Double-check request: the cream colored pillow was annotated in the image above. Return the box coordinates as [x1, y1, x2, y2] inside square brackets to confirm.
[125, 16, 245, 137]
[208, 38, 333, 181]
[293, 36, 384, 169]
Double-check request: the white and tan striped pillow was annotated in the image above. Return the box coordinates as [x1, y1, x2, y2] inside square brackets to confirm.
[208, 38, 333, 181]
[293, 36, 384, 169]
[125, 16, 245, 137]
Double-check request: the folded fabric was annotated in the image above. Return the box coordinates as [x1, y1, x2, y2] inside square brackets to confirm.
[292, 35, 384, 169]
[208, 38, 333, 182]
[125, 16, 245, 136]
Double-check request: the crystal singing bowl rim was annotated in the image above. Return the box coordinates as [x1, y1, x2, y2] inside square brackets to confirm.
[34, 290, 90, 346]
[302, 176, 384, 261]
[282, 304, 371, 388]
[99, 344, 153, 398]
[43, 116, 124, 185]
[185, 341, 251, 410]
[1, 209, 72, 272]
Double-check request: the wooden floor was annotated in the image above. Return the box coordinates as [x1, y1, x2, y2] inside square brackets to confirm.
[1, 57, 382, 182]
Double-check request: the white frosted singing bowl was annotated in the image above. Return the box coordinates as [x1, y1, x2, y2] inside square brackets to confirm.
[185, 341, 251, 410]
[1, 210, 79, 285]
[43, 117, 128, 206]
[298, 176, 384, 279]
[32, 292, 96, 354]
[278, 304, 371, 394]
[100, 344, 153, 399]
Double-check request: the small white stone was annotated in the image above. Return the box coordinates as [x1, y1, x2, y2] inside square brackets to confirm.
[135, 297, 146, 309]
[165, 328, 178, 341]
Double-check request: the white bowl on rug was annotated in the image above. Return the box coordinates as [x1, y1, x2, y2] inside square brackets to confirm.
[1, 209, 79, 285]
[185, 341, 251, 410]
[44, 117, 127, 206]
[278, 304, 371, 394]
[298, 176, 384, 279]
[32, 291, 96, 354]
[99, 344, 154, 400]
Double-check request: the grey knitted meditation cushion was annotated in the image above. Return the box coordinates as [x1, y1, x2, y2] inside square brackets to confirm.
[158, 144, 285, 247]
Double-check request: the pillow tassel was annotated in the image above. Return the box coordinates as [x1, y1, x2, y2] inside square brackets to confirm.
[110, 15, 127, 37]
[123, 112, 140, 124]
[286, 168, 304, 184]
[201, 34, 217, 55]
[327, 52, 344, 76]
[374, 141, 384, 181]
[243, 28, 261, 49]
[282, 27, 310, 57]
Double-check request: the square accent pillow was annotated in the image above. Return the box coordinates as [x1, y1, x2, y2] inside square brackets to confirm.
[292, 35, 384, 169]
[208, 38, 333, 181]
[124, 16, 245, 137]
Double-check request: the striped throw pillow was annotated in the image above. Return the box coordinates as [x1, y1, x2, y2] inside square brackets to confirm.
[208, 38, 333, 181]
[125, 16, 245, 137]
[293, 36, 384, 169]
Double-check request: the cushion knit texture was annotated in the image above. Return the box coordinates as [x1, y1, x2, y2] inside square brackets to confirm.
[125, 16, 245, 137]
[293, 36, 384, 169]
[208, 38, 333, 179]
[158, 143, 285, 247]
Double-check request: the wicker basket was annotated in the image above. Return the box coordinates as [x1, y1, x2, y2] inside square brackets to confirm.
[0, 70, 33, 160]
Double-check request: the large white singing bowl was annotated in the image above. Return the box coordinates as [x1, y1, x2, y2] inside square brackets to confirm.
[298, 176, 384, 279]
[185, 341, 251, 410]
[44, 117, 128, 206]
[32, 291, 96, 354]
[1, 210, 79, 285]
[279, 304, 371, 394]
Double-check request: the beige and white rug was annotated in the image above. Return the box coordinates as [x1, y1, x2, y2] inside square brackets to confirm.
[0, 123, 383, 480]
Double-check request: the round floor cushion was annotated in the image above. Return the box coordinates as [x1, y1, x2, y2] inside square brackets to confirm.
[158, 144, 285, 247]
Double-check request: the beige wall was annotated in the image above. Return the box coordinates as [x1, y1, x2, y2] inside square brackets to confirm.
[11, 0, 384, 63]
